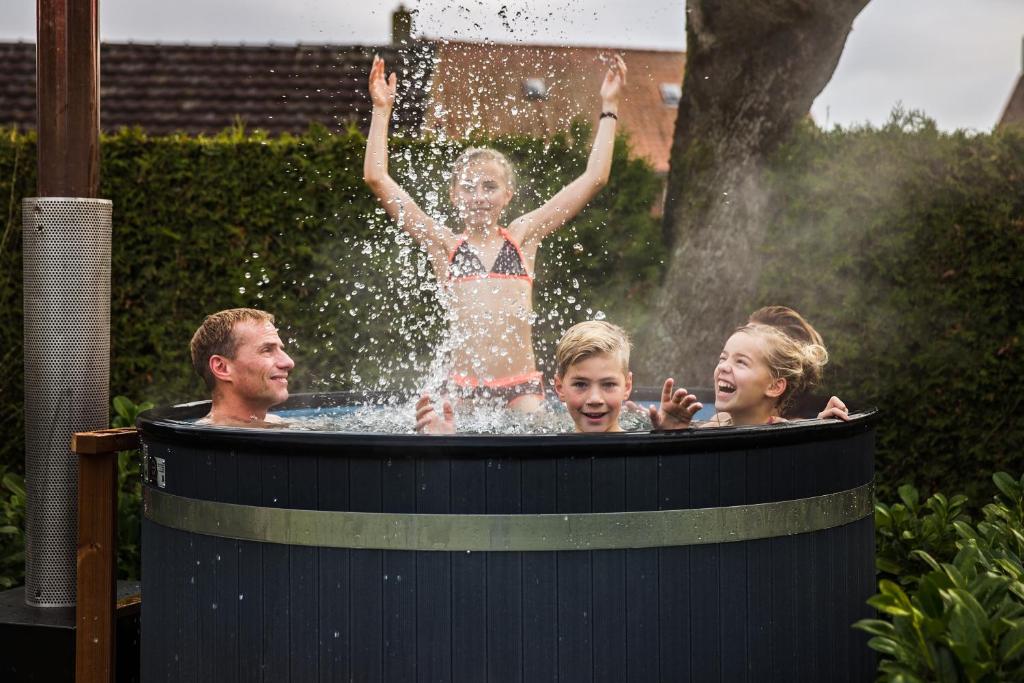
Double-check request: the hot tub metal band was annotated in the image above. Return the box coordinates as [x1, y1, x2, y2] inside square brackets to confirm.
[144, 481, 873, 552]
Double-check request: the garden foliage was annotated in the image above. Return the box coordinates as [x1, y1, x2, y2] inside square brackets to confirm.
[858, 472, 1024, 682]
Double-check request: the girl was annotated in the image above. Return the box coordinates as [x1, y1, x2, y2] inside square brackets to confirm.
[649, 309, 848, 428]
[363, 54, 627, 411]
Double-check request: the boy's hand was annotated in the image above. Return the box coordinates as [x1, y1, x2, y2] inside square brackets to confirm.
[649, 378, 702, 430]
[415, 393, 455, 434]
[369, 55, 397, 109]
[599, 54, 627, 108]
[817, 395, 850, 421]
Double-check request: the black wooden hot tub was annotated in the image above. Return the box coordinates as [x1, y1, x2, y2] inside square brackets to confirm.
[138, 393, 877, 682]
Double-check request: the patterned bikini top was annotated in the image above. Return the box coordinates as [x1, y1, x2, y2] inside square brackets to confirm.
[447, 228, 533, 283]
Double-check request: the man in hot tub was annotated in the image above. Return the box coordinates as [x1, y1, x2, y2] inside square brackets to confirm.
[189, 308, 295, 427]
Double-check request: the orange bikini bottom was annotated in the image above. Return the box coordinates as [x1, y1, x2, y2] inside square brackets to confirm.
[447, 371, 545, 405]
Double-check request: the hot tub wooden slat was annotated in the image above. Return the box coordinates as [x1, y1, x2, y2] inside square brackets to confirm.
[383, 456, 417, 683]
[486, 456, 523, 682]
[628, 454, 660, 682]
[659, 452, 689, 681]
[557, 455, 593, 681]
[414, 457, 452, 682]
[592, 455, 627, 683]
[451, 458, 486, 681]
[236, 451, 265, 683]
[522, 457, 558, 682]
[317, 454, 351, 681]
[771, 445, 800, 682]
[349, 458, 383, 681]
[289, 457, 319, 681]
[261, 453, 291, 681]
[691, 452, 723, 681]
[746, 448, 774, 678]
[720, 448, 750, 681]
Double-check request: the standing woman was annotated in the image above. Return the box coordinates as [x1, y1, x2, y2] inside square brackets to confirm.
[364, 54, 627, 411]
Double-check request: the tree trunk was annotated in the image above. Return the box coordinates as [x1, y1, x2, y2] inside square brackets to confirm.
[636, 0, 870, 384]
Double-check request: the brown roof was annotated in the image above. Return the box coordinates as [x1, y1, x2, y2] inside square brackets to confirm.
[424, 41, 685, 173]
[998, 74, 1024, 129]
[0, 41, 433, 135]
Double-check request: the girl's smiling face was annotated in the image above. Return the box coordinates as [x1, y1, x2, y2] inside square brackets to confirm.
[554, 353, 632, 433]
[450, 160, 513, 230]
[713, 330, 786, 425]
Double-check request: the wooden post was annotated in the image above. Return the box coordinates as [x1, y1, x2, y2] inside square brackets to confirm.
[73, 428, 139, 683]
[36, 0, 101, 197]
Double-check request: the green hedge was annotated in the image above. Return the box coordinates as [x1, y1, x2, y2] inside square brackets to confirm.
[755, 112, 1024, 501]
[0, 123, 664, 473]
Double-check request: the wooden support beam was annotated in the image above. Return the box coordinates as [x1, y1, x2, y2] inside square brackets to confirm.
[74, 427, 136, 683]
[36, 0, 100, 197]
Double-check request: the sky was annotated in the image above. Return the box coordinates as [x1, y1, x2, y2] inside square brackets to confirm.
[3, 0, 1022, 131]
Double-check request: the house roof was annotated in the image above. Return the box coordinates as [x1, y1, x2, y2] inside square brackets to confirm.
[998, 73, 1024, 129]
[0, 41, 433, 135]
[423, 41, 685, 173]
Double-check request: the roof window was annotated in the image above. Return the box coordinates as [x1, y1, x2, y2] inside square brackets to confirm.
[522, 78, 548, 100]
[660, 82, 681, 107]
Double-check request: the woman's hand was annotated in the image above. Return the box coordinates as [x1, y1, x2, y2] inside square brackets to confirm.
[369, 55, 397, 109]
[599, 54, 627, 109]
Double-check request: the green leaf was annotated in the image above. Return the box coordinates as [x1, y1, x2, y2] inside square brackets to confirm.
[899, 484, 920, 510]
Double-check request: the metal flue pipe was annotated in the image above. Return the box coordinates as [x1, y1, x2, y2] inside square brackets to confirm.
[23, 0, 109, 607]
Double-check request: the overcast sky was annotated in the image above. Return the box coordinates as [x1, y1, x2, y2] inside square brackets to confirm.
[3, 0, 1022, 131]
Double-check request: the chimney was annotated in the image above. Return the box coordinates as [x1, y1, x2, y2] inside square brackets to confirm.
[392, 5, 414, 46]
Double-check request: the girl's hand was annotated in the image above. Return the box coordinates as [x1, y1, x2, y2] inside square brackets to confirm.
[599, 54, 627, 108]
[648, 378, 702, 430]
[817, 396, 850, 421]
[415, 393, 455, 434]
[369, 55, 397, 109]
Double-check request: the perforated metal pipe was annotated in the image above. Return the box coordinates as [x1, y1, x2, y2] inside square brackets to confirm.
[22, 197, 111, 607]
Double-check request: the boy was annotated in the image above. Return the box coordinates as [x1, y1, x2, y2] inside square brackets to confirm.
[416, 320, 703, 434]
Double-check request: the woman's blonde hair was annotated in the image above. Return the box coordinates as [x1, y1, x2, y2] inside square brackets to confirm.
[449, 147, 517, 194]
[555, 321, 631, 378]
[737, 322, 828, 414]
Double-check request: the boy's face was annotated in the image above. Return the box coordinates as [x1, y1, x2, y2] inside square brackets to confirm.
[554, 353, 632, 433]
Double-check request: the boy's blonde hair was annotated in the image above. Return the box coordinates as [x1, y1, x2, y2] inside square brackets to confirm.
[555, 321, 631, 378]
[190, 308, 275, 390]
[737, 322, 828, 413]
[450, 147, 517, 194]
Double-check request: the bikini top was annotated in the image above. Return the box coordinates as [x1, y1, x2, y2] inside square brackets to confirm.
[448, 228, 532, 283]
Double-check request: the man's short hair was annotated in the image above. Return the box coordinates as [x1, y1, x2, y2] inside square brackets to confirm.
[555, 320, 631, 378]
[190, 308, 275, 390]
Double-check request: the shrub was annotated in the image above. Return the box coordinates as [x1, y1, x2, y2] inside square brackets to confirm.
[858, 472, 1024, 682]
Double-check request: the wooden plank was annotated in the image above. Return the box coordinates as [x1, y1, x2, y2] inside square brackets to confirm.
[745, 449, 773, 678]
[770, 447, 798, 681]
[72, 428, 140, 455]
[318, 454, 351, 682]
[261, 454, 290, 682]
[65, 0, 101, 196]
[655, 451, 685, 683]
[486, 457, 522, 683]
[450, 457, 487, 682]
[75, 449, 116, 683]
[415, 457, 452, 683]
[719, 449, 749, 683]
[236, 452, 264, 682]
[689, 452, 722, 681]
[382, 456, 416, 683]
[349, 458, 384, 682]
[591, 455, 626, 683]
[521, 457, 557, 682]
[35, 0, 68, 195]
[557, 455, 592, 682]
[289, 456, 320, 682]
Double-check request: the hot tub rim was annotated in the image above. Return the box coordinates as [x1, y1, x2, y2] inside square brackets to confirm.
[137, 390, 879, 456]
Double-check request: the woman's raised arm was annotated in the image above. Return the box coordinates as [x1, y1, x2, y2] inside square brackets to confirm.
[363, 56, 451, 262]
[512, 55, 627, 247]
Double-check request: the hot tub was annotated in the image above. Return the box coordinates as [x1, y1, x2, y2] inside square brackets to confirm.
[138, 392, 877, 682]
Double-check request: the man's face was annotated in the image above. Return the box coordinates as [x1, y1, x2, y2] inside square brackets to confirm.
[554, 353, 632, 433]
[221, 320, 294, 409]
